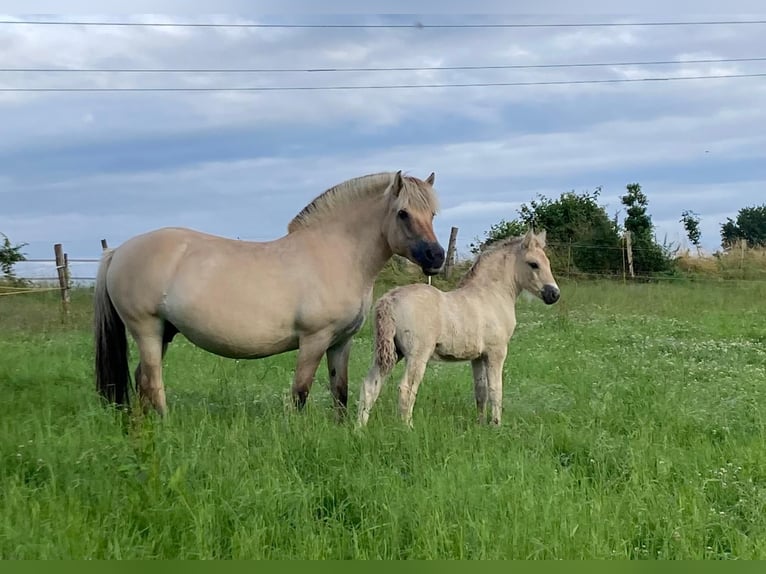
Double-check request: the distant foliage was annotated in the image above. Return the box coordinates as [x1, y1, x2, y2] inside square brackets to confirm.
[469, 219, 526, 254]
[680, 210, 702, 251]
[471, 188, 623, 274]
[0, 233, 27, 283]
[720, 204, 766, 249]
[471, 184, 678, 278]
[620, 183, 674, 275]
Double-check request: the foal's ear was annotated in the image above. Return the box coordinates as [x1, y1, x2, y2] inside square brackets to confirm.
[536, 229, 547, 247]
[425, 172, 435, 186]
[521, 227, 536, 248]
[391, 170, 404, 197]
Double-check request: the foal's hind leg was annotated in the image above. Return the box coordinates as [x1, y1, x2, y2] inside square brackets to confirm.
[357, 362, 392, 427]
[398, 357, 428, 428]
[472, 356, 489, 424]
[486, 347, 508, 426]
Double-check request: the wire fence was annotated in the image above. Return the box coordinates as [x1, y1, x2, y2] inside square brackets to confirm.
[3, 234, 766, 308]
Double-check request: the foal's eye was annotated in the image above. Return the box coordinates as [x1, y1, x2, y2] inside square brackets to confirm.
[398, 210, 409, 220]
[528, 261, 540, 270]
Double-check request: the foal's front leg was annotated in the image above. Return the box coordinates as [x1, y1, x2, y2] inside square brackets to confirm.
[471, 356, 489, 424]
[486, 347, 508, 426]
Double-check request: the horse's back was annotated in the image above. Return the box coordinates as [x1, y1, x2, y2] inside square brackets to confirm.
[106, 227, 198, 305]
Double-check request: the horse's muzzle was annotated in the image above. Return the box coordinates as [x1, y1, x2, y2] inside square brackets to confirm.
[412, 240, 446, 276]
[542, 284, 560, 305]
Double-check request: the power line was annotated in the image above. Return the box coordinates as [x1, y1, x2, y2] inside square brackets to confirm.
[3, 56, 765, 74]
[2, 19, 766, 29]
[3, 72, 765, 92]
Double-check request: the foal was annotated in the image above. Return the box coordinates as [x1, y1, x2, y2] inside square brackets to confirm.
[356, 228, 560, 427]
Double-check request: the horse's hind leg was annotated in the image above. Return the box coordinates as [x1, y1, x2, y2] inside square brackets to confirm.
[472, 356, 489, 424]
[132, 319, 168, 416]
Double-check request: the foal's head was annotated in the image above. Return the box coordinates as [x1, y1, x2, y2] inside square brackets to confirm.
[514, 228, 560, 305]
[383, 171, 445, 275]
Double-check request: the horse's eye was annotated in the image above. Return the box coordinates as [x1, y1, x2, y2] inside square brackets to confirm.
[398, 210, 409, 220]
[528, 261, 539, 270]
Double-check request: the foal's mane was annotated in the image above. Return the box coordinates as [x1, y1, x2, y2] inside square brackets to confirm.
[287, 172, 439, 233]
[457, 236, 525, 287]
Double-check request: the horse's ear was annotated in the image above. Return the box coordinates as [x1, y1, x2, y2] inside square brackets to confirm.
[536, 229, 547, 247]
[391, 170, 404, 197]
[425, 172, 435, 186]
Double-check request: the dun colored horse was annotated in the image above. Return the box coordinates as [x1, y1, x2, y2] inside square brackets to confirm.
[356, 229, 559, 427]
[94, 171, 445, 416]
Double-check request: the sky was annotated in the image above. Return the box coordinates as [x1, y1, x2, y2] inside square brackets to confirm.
[2, 10, 766, 280]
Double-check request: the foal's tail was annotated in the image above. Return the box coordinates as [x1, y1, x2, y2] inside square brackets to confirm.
[373, 295, 399, 376]
[94, 249, 131, 407]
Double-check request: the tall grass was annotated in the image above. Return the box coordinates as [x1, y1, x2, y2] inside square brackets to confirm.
[675, 246, 766, 281]
[1, 276, 766, 558]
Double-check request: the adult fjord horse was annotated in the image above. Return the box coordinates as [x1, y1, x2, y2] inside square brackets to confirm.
[94, 171, 445, 416]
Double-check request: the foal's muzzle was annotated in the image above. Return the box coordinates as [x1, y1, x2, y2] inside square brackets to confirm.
[542, 284, 560, 305]
[412, 240, 446, 276]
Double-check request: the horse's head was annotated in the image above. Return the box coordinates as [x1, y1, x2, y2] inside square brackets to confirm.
[383, 171, 445, 275]
[516, 228, 560, 305]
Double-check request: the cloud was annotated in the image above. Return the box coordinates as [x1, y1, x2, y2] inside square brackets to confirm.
[442, 201, 524, 219]
[1, 12, 766, 269]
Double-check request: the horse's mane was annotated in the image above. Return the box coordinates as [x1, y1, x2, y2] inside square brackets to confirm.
[287, 172, 439, 233]
[457, 236, 525, 287]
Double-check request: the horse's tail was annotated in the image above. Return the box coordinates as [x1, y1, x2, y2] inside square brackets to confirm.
[94, 249, 131, 407]
[373, 295, 399, 376]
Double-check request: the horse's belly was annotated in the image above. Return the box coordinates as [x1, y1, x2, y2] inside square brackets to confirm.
[163, 296, 299, 360]
[179, 324, 299, 360]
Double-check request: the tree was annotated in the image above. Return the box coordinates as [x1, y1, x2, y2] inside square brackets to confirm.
[620, 183, 672, 274]
[469, 218, 526, 254]
[621, 183, 652, 240]
[0, 233, 27, 283]
[471, 188, 623, 274]
[680, 210, 702, 251]
[720, 204, 766, 249]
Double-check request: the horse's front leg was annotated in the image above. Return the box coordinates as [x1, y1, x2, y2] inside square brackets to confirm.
[291, 332, 333, 410]
[471, 355, 489, 424]
[326, 338, 352, 421]
[486, 347, 508, 426]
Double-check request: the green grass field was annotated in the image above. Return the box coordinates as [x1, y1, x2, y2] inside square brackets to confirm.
[1, 278, 766, 559]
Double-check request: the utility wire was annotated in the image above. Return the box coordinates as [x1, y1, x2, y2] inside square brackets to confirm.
[2, 72, 765, 92]
[3, 56, 765, 74]
[1, 19, 766, 29]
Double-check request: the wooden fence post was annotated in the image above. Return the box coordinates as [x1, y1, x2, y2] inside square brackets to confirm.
[624, 231, 635, 279]
[740, 238, 747, 276]
[63, 253, 71, 288]
[101, 238, 108, 251]
[443, 226, 459, 279]
[54, 243, 70, 317]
